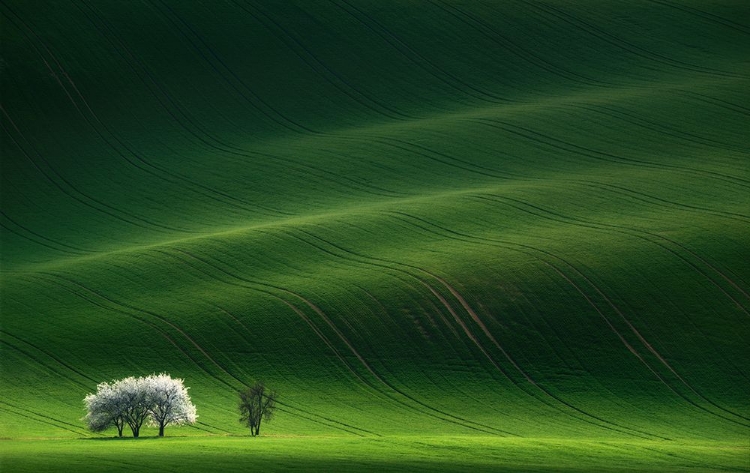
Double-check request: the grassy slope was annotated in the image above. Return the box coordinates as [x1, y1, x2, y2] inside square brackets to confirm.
[1, 0, 749, 468]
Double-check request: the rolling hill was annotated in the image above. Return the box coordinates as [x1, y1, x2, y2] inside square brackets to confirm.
[1, 0, 749, 470]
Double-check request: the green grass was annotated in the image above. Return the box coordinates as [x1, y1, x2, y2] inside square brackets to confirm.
[3, 436, 748, 473]
[1, 0, 749, 470]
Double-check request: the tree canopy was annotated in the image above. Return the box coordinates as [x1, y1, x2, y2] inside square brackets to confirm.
[83, 374, 197, 438]
[238, 381, 278, 437]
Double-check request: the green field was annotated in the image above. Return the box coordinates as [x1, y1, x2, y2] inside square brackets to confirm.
[1, 0, 749, 471]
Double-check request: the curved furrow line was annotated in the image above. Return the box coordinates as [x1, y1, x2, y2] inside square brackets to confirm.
[165, 246, 515, 436]
[569, 103, 750, 154]
[471, 117, 672, 172]
[628, 237, 749, 317]
[602, 442, 715, 472]
[677, 89, 750, 117]
[429, 0, 611, 88]
[355, 283, 454, 366]
[482, 188, 750, 328]
[76, 0, 264, 150]
[294, 148, 408, 197]
[7, 2, 239, 214]
[35, 271, 377, 437]
[210, 305, 257, 348]
[649, 236, 749, 303]
[277, 227, 510, 375]
[417, 281, 515, 384]
[0, 211, 94, 255]
[152, 249, 434, 436]
[382, 211, 744, 425]
[150, 0, 318, 136]
[2, 6, 273, 226]
[0, 400, 89, 436]
[473, 117, 750, 189]
[501, 278, 700, 438]
[188, 249, 516, 436]
[194, 420, 234, 435]
[354, 284, 542, 430]
[272, 405, 366, 437]
[181, 423, 215, 435]
[558, 260, 750, 424]
[201, 301, 286, 388]
[1, 105, 185, 235]
[472, 192, 750, 386]
[292, 226, 669, 439]
[415, 266, 681, 439]
[645, 0, 750, 36]
[368, 137, 512, 181]
[288, 227, 657, 436]
[269, 297, 386, 396]
[71, 2, 251, 156]
[33, 273, 242, 392]
[212, 304, 382, 436]
[473, 193, 750, 308]
[396, 208, 742, 421]
[0, 210, 99, 255]
[205, 139, 403, 200]
[484, 193, 750, 317]
[149, 0, 318, 136]
[537, 195, 746, 312]
[540, 261, 750, 429]
[0, 220, 83, 257]
[0, 330, 97, 388]
[68, 0, 299, 218]
[576, 181, 750, 224]
[296, 223, 658, 439]
[331, 0, 511, 104]
[0, 338, 94, 392]
[209, 302, 330, 404]
[73, 0, 302, 216]
[392, 209, 750, 425]
[45, 10, 402, 210]
[420, 272, 534, 384]
[227, 0, 413, 122]
[23, 1, 407, 206]
[525, 0, 747, 80]
[282, 310, 517, 434]
[276, 290, 516, 436]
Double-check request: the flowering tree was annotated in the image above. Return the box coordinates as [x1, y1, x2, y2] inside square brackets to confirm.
[144, 373, 197, 437]
[115, 376, 151, 438]
[83, 381, 126, 437]
[83, 374, 197, 438]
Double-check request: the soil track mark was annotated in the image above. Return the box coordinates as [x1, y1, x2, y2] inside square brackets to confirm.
[289, 227, 667, 439]
[392, 208, 750, 426]
[164, 246, 515, 436]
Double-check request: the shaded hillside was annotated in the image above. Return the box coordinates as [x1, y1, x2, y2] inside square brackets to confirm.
[1, 0, 749, 440]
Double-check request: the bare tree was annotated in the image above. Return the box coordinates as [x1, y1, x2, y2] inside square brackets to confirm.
[238, 381, 278, 436]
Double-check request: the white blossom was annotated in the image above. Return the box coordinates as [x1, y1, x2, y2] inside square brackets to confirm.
[83, 373, 196, 438]
[144, 373, 197, 436]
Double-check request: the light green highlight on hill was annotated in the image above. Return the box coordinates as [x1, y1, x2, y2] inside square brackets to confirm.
[1, 0, 749, 470]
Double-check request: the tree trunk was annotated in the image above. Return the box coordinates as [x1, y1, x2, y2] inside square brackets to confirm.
[159, 424, 165, 437]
